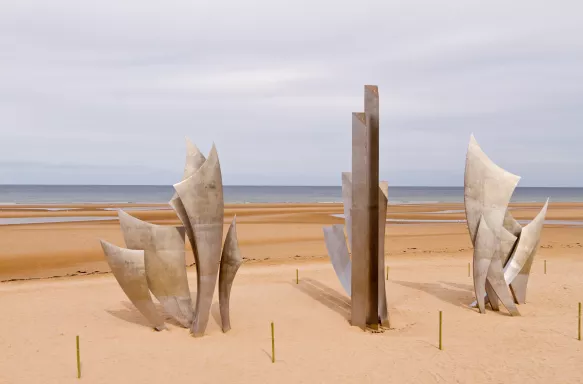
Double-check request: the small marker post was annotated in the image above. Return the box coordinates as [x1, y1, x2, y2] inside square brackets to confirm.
[386, 266, 389, 280]
[76, 335, 81, 379]
[438, 311, 443, 350]
[296, 269, 298, 284]
[578, 302, 581, 341]
[544, 260, 547, 274]
[271, 322, 275, 363]
[468, 262, 470, 277]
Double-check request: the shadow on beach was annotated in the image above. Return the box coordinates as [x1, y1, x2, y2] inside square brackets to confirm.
[291, 277, 351, 323]
[392, 280, 474, 309]
[106, 300, 186, 329]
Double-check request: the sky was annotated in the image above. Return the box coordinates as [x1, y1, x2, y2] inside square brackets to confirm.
[0, 1, 582, 186]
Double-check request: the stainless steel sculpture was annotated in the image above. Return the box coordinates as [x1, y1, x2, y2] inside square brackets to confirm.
[174, 144, 224, 337]
[118, 210, 193, 327]
[323, 85, 389, 330]
[351, 107, 378, 329]
[377, 182, 389, 327]
[100, 240, 166, 331]
[472, 216, 520, 315]
[218, 216, 243, 332]
[504, 199, 549, 304]
[99, 138, 243, 336]
[323, 174, 390, 326]
[464, 135, 549, 314]
[342, 172, 353, 248]
[323, 224, 352, 296]
[169, 138, 206, 245]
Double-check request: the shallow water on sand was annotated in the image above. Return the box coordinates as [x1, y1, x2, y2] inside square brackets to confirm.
[0, 217, 118, 225]
[330, 214, 583, 227]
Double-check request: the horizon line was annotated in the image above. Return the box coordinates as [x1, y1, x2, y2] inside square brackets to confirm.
[0, 184, 581, 189]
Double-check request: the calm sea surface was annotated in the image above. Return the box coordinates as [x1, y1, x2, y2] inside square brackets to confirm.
[0, 185, 581, 204]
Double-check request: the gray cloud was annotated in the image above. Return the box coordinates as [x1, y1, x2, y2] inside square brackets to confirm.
[1, 0, 582, 186]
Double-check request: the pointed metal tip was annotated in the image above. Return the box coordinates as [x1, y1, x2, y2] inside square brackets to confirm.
[185, 138, 202, 155]
[99, 239, 117, 252]
[208, 143, 219, 159]
[540, 198, 550, 214]
[379, 181, 389, 198]
[117, 209, 142, 224]
[173, 176, 190, 190]
[117, 209, 130, 218]
[352, 112, 366, 123]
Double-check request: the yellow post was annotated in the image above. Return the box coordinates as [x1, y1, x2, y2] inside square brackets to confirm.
[296, 269, 298, 284]
[578, 302, 581, 341]
[271, 322, 275, 363]
[468, 262, 470, 277]
[438, 311, 443, 350]
[76, 335, 81, 379]
[386, 266, 389, 280]
[544, 260, 547, 274]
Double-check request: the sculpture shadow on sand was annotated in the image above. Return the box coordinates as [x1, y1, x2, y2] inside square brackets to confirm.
[392, 280, 477, 310]
[106, 301, 185, 329]
[291, 278, 351, 322]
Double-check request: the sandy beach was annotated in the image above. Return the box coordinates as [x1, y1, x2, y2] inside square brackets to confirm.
[3, 0, 582, 381]
[1, 202, 583, 383]
[2, 201, 582, 281]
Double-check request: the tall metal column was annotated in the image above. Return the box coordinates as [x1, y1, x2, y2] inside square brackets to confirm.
[351, 85, 380, 330]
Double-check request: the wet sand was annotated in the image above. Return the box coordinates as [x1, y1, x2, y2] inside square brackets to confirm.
[0, 202, 582, 281]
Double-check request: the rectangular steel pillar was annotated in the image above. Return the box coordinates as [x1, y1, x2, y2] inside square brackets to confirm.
[351, 85, 381, 330]
[351, 111, 369, 330]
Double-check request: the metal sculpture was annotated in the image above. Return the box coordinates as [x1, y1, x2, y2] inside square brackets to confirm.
[219, 216, 243, 332]
[464, 135, 549, 314]
[323, 174, 390, 327]
[169, 138, 206, 244]
[323, 85, 389, 330]
[173, 144, 224, 337]
[118, 210, 193, 327]
[323, 224, 352, 296]
[377, 181, 389, 327]
[99, 139, 243, 336]
[504, 199, 549, 304]
[100, 240, 166, 331]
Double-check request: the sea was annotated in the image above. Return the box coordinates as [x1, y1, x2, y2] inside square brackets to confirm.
[0, 185, 581, 205]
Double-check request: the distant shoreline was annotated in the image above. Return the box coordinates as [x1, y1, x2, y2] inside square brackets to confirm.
[0, 185, 580, 204]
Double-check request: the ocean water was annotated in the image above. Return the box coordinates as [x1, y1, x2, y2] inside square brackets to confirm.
[0, 185, 581, 204]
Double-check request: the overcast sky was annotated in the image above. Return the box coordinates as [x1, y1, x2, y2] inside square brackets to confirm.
[1, 1, 581, 186]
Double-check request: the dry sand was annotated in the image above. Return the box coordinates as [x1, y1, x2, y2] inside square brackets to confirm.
[1, 202, 582, 383]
